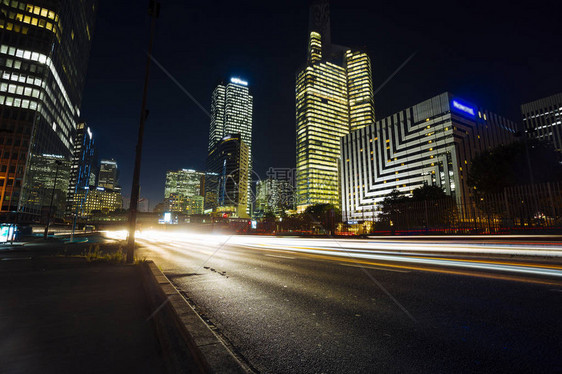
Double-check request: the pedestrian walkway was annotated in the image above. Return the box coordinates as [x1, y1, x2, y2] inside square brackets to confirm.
[0, 257, 166, 374]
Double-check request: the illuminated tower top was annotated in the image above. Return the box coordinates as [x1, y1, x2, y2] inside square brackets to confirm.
[309, 0, 331, 55]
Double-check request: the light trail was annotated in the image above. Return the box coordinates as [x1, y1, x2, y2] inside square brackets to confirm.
[103, 230, 562, 281]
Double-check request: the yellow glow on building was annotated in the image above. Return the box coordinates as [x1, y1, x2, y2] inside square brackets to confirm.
[346, 50, 375, 131]
[296, 31, 375, 211]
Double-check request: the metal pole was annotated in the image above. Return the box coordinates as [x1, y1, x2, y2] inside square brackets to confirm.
[44, 160, 61, 239]
[127, 0, 160, 263]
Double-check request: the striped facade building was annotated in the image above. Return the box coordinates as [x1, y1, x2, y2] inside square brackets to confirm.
[521, 92, 562, 153]
[341, 92, 518, 222]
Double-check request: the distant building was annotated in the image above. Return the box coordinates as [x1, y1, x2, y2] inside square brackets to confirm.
[208, 78, 253, 213]
[23, 153, 70, 220]
[98, 159, 118, 190]
[73, 186, 122, 217]
[296, 0, 375, 212]
[66, 123, 95, 216]
[521, 93, 562, 153]
[164, 169, 205, 215]
[205, 134, 249, 218]
[0, 0, 97, 218]
[255, 178, 295, 217]
[341, 93, 518, 222]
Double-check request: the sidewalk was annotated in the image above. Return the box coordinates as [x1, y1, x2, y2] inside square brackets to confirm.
[0, 257, 166, 374]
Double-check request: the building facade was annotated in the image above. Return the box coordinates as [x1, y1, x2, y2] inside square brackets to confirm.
[73, 186, 122, 217]
[205, 134, 249, 218]
[208, 78, 253, 158]
[521, 93, 562, 153]
[296, 1, 374, 212]
[0, 0, 97, 219]
[164, 169, 205, 215]
[255, 177, 295, 217]
[97, 159, 118, 190]
[66, 122, 94, 215]
[340, 93, 518, 222]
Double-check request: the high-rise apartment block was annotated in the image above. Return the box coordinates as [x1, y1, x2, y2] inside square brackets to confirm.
[0, 0, 97, 219]
[296, 0, 374, 211]
[521, 93, 562, 153]
[340, 93, 518, 222]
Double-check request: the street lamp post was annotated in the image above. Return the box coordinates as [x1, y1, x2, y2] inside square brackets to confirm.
[127, 0, 160, 263]
[44, 160, 62, 239]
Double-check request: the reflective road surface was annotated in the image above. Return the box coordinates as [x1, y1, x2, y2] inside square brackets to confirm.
[111, 232, 562, 373]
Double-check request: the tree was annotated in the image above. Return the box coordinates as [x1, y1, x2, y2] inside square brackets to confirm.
[304, 204, 341, 235]
[378, 186, 458, 231]
[468, 139, 562, 195]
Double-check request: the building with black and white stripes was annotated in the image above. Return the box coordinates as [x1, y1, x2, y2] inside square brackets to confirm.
[340, 92, 518, 222]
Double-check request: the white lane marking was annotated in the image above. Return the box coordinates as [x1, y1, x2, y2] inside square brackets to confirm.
[264, 254, 295, 260]
[338, 262, 410, 273]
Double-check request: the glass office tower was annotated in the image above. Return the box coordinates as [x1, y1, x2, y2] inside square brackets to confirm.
[66, 122, 94, 216]
[296, 1, 375, 211]
[208, 77, 253, 213]
[0, 0, 97, 220]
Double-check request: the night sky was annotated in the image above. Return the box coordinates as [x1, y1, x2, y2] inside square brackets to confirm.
[80, 0, 562, 209]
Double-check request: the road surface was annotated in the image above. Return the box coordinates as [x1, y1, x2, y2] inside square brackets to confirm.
[123, 232, 562, 373]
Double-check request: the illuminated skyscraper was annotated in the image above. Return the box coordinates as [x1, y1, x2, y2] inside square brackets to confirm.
[66, 122, 95, 216]
[205, 134, 249, 218]
[0, 0, 97, 219]
[208, 77, 253, 212]
[208, 78, 253, 161]
[296, 1, 375, 211]
[98, 159, 118, 190]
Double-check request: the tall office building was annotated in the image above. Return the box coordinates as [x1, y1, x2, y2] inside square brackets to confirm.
[296, 0, 374, 211]
[521, 93, 562, 153]
[164, 169, 205, 215]
[205, 134, 249, 218]
[66, 122, 94, 216]
[208, 77, 253, 212]
[98, 159, 118, 190]
[340, 93, 518, 222]
[0, 0, 97, 219]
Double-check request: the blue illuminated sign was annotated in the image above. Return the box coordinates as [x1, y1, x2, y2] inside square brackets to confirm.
[452, 100, 475, 116]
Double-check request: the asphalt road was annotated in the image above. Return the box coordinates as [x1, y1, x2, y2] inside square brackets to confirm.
[131, 233, 562, 373]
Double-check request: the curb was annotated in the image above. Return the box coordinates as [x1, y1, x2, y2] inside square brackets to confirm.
[141, 261, 249, 374]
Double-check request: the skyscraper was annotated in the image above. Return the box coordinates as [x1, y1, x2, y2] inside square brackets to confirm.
[205, 134, 249, 218]
[521, 93, 562, 153]
[208, 77, 253, 212]
[0, 0, 97, 219]
[296, 1, 375, 212]
[66, 122, 94, 216]
[98, 159, 118, 190]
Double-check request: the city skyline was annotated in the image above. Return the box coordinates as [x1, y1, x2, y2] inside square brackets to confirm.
[79, 0, 561, 209]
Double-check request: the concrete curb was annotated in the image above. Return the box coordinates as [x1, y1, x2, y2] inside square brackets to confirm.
[141, 261, 249, 374]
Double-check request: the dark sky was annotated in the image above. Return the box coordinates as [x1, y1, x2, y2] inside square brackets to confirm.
[80, 0, 562, 209]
